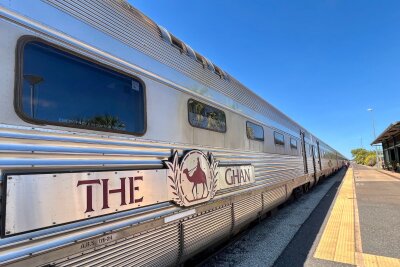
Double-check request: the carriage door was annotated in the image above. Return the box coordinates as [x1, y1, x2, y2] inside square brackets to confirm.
[316, 141, 322, 171]
[300, 131, 308, 174]
[311, 145, 317, 175]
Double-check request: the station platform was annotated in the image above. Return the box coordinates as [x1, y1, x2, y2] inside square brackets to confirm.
[314, 165, 400, 266]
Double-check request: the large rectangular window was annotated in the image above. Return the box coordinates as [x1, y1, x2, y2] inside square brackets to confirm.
[274, 132, 285, 146]
[188, 99, 226, 132]
[246, 121, 264, 141]
[17, 39, 145, 135]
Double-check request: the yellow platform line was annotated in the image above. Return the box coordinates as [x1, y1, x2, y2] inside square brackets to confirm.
[313, 168, 400, 267]
[314, 169, 355, 264]
[363, 253, 400, 267]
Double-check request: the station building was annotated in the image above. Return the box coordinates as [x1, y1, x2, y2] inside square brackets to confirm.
[372, 121, 400, 170]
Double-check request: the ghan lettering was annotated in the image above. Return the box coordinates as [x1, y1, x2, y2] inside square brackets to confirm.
[225, 167, 251, 186]
[77, 176, 144, 213]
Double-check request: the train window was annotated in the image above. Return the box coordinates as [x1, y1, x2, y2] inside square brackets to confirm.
[17, 40, 145, 135]
[246, 121, 264, 141]
[274, 132, 285, 146]
[188, 99, 226, 133]
[290, 138, 297, 149]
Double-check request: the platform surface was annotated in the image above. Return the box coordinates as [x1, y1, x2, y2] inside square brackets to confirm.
[313, 165, 400, 267]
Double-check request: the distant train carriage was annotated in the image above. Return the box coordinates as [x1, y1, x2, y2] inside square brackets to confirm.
[0, 1, 346, 266]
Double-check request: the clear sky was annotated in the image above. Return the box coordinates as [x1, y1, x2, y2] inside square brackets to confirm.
[129, 0, 400, 159]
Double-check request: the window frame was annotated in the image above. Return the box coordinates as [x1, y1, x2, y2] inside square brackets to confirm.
[246, 121, 264, 141]
[14, 36, 147, 136]
[274, 131, 285, 146]
[290, 138, 298, 149]
[187, 98, 227, 133]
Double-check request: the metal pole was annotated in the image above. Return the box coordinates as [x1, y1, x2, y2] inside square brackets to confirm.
[368, 108, 379, 168]
[24, 75, 44, 119]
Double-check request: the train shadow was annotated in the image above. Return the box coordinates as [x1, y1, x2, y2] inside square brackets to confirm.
[273, 170, 345, 267]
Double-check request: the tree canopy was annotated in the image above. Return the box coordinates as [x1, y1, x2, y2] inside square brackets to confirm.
[351, 148, 376, 166]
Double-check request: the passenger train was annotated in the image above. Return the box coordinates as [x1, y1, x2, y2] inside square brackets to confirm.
[0, 1, 346, 266]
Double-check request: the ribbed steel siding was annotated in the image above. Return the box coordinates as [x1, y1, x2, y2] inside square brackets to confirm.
[233, 194, 262, 229]
[262, 186, 286, 211]
[307, 156, 315, 174]
[55, 223, 179, 267]
[215, 153, 303, 196]
[0, 126, 305, 203]
[253, 155, 303, 185]
[43, 0, 302, 133]
[321, 158, 330, 171]
[182, 206, 231, 258]
[0, 126, 304, 183]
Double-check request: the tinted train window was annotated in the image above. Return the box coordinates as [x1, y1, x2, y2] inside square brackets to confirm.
[290, 138, 297, 149]
[18, 41, 145, 135]
[188, 99, 226, 132]
[274, 132, 285, 146]
[246, 121, 264, 141]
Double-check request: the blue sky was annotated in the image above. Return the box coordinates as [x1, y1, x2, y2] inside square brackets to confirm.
[130, 0, 400, 159]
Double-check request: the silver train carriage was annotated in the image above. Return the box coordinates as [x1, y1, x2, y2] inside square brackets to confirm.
[0, 1, 346, 266]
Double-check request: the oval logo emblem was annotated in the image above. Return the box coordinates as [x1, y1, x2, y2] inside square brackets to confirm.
[165, 150, 219, 206]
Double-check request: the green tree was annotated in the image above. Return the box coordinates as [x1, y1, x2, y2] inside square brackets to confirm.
[364, 153, 377, 166]
[86, 115, 125, 130]
[351, 148, 376, 166]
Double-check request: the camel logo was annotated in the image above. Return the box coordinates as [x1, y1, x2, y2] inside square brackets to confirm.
[165, 150, 219, 206]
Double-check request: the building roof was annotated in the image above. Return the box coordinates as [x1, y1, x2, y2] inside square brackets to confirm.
[371, 121, 400, 144]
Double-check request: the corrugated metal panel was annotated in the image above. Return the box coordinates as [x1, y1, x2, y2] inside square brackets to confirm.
[42, 0, 303, 134]
[262, 186, 286, 211]
[307, 157, 315, 174]
[182, 206, 232, 257]
[321, 159, 330, 170]
[233, 194, 262, 229]
[0, 125, 304, 195]
[55, 223, 180, 267]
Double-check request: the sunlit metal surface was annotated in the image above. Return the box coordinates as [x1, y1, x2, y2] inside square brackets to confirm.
[0, 1, 346, 266]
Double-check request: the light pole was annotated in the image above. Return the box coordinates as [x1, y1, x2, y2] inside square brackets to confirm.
[24, 75, 44, 118]
[367, 108, 379, 168]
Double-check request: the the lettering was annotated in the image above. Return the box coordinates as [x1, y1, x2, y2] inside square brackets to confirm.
[77, 176, 144, 213]
[77, 179, 101, 212]
[102, 178, 126, 209]
[129, 176, 143, 204]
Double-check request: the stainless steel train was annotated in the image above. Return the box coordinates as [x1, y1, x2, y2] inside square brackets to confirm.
[0, 1, 346, 266]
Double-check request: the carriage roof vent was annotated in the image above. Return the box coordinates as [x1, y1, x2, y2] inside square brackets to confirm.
[158, 25, 172, 44]
[185, 44, 197, 60]
[214, 65, 226, 79]
[204, 57, 215, 72]
[157, 25, 227, 79]
[170, 35, 187, 53]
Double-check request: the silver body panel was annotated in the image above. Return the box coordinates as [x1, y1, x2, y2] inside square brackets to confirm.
[5, 170, 169, 235]
[0, 1, 345, 266]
